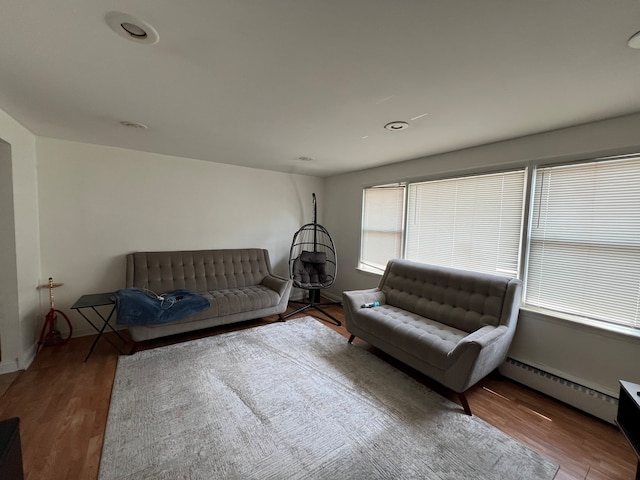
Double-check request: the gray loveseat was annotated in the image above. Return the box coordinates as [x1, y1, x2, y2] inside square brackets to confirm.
[125, 248, 292, 342]
[342, 259, 522, 415]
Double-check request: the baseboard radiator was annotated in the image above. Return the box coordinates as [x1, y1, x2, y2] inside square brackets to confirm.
[500, 358, 618, 424]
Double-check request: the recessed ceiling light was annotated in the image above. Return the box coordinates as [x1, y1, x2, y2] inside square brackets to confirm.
[120, 121, 148, 129]
[120, 22, 147, 39]
[628, 31, 640, 49]
[105, 12, 159, 44]
[384, 121, 409, 131]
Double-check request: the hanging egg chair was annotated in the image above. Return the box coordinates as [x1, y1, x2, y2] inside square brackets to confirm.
[281, 193, 341, 325]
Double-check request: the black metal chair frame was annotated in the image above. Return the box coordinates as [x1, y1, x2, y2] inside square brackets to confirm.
[281, 194, 341, 326]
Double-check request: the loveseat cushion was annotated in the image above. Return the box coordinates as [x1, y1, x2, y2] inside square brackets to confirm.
[381, 260, 511, 333]
[350, 305, 469, 370]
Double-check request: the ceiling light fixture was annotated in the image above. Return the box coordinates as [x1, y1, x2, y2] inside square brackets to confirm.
[628, 30, 640, 49]
[105, 12, 159, 44]
[120, 22, 147, 39]
[120, 121, 148, 129]
[410, 112, 429, 121]
[384, 121, 409, 132]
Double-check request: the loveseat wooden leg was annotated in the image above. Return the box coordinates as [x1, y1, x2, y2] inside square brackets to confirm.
[347, 334, 355, 344]
[457, 392, 472, 416]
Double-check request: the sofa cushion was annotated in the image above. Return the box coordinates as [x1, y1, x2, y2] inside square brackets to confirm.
[140, 285, 282, 328]
[206, 285, 282, 317]
[127, 249, 273, 293]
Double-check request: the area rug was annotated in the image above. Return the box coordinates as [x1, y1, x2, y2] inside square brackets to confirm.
[99, 317, 559, 479]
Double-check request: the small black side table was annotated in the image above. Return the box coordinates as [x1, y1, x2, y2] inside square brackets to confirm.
[71, 292, 127, 361]
[616, 380, 640, 480]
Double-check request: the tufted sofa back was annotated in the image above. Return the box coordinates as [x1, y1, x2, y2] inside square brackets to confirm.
[126, 249, 274, 294]
[379, 259, 522, 333]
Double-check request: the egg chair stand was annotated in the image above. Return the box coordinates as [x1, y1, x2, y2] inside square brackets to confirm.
[280, 194, 341, 326]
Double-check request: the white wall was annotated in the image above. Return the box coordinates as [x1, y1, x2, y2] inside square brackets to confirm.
[0, 108, 41, 372]
[324, 113, 640, 398]
[36, 137, 324, 336]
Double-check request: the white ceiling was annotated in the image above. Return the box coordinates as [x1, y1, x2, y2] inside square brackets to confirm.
[1, 1, 640, 177]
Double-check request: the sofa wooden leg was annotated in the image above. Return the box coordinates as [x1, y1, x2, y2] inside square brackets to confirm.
[348, 334, 355, 344]
[128, 342, 140, 355]
[457, 392, 472, 416]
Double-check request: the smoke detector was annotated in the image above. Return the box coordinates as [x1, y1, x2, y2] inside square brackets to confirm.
[120, 121, 148, 129]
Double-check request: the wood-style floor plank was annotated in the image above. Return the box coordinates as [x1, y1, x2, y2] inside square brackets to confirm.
[0, 304, 637, 480]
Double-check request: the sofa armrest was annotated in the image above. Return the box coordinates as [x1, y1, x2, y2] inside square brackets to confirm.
[342, 288, 386, 312]
[261, 275, 292, 298]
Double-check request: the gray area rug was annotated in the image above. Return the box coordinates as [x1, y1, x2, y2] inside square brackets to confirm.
[100, 317, 559, 479]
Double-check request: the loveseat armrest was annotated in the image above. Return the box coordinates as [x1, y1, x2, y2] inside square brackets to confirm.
[447, 324, 514, 392]
[342, 288, 386, 312]
[261, 275, 293, 298]
[455, 325, 509, 350]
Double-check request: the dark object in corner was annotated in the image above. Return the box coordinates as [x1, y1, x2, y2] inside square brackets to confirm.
[0, 417, 24, 480]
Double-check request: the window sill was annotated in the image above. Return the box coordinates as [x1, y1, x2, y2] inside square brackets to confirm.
[520, 305, 640, 342]
[356, 264, 384, 277]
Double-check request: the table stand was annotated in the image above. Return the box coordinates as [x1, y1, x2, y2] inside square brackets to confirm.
[71, 293, 127, 361]
[36, 277, 72, 353]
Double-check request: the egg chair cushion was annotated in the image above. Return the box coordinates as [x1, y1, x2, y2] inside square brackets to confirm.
[292, 251, 329, 287]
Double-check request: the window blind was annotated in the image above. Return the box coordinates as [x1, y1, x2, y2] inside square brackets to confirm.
[405, 170, 526, 277]
[360, 185, 405, 272]
[526, 157, 640, 330]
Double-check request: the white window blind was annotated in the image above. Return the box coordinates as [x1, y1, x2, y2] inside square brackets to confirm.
[360, 185, 405, 272]
[405, 170, 526, 277]
[526, 157, 640, 330]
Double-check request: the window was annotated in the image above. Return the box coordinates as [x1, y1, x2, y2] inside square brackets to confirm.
[406, 170, 526, 276]
[525, 157, 640, 330]
[359, 154, 640, 333]
[360, 185, 405, 272]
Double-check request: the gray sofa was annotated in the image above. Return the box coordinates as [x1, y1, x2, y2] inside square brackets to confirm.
[125, 248, 292, 342]
[342, 259, 522, 415]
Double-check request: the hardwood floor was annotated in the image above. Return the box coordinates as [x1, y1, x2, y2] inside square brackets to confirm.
[0, 304, 637, 479]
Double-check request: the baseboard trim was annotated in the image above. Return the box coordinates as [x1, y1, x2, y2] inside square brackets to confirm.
[500, 357, 618, 424]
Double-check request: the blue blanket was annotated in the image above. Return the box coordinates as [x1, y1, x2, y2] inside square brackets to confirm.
[112, 288, 211, 326]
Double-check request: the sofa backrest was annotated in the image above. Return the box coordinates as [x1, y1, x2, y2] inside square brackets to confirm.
[379, 259, 522, 333]
[126, 248, 274, 294]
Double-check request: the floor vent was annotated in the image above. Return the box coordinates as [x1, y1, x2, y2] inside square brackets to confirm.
[500, 358, 618, 424]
